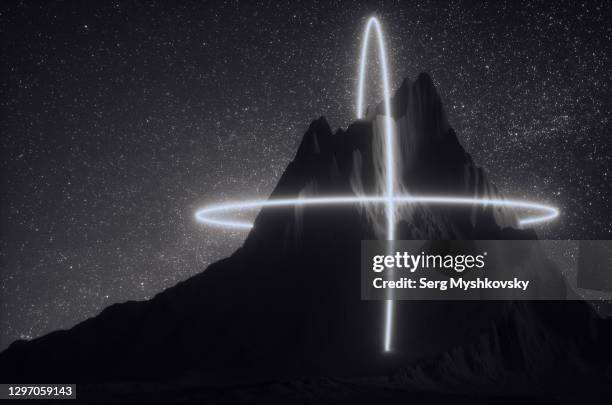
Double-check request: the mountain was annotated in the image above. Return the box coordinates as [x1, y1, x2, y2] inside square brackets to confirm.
[1, 73, 610, 401]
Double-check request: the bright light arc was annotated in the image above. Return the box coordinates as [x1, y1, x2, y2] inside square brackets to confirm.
[357, 16, 396, 354]
[194, 195, 559, 230]
[357, 17, 396, 242]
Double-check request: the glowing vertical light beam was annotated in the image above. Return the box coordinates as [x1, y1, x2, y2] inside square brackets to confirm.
[356, 16, 396, 352]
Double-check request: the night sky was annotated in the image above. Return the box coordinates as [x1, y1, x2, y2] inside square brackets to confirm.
[1, 1, 610, 349]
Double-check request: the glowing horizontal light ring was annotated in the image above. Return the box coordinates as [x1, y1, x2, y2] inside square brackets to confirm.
[195, 195, 558, 230]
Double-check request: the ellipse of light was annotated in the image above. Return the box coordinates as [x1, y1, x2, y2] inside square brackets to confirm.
[194, 195, 559, 230]
[194, 16, 560, 355]
[356, 16, 396, 242]
[356, 17, 396, 353]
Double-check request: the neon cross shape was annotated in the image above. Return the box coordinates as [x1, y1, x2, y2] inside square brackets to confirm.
[194, 17, 559, 353]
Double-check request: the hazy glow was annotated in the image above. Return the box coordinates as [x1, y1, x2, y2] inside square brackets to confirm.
[356, 16, 396, 352]
[194, 16, 560, 356]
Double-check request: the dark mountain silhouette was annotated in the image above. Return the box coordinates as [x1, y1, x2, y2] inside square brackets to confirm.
[1, 73, 611, 402]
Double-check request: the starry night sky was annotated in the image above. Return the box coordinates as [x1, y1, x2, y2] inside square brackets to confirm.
[1, 1, 610, 349]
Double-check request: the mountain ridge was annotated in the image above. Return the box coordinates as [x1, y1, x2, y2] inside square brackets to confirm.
[1, 73, 608, 396]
